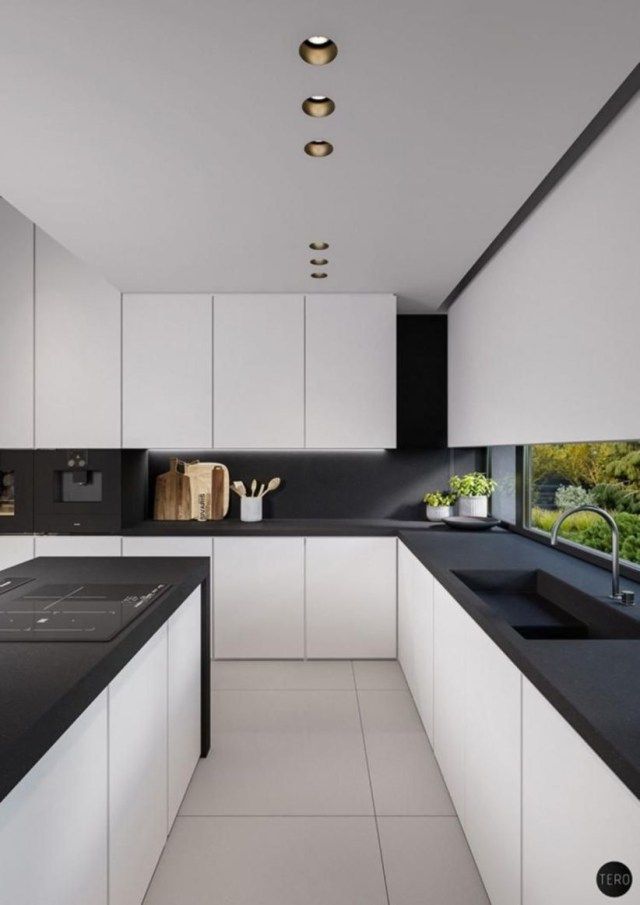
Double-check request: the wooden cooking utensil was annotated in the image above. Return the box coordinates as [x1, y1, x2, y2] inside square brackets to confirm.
[154, 458, 191, 520]
[210, 466, 226, 521]
[260, 477, 281, 497]
[231, 481, 246, 497]
[250, 479, 257, 497]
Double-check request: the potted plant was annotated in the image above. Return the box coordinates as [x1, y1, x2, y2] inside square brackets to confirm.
[449, 472, 497, 518]
[423, 491, 457, 522]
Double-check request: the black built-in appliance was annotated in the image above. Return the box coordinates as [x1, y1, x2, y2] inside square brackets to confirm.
[0, 579, 171, 641]
[34, 450, 122, 534]
[0, 450, 34, 534]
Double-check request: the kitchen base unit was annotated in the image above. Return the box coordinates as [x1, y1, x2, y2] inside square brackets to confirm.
[0, 556, 209, 905]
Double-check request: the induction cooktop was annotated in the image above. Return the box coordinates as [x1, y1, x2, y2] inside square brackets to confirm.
[0, 582, 172, 641]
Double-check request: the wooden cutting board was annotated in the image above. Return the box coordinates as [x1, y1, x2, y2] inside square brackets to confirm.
[153, 458, 191, 520]
[210, 465, 226, 521]
[185, 461, 230, 520]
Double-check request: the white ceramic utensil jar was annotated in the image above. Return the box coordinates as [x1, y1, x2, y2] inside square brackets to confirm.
[240, 496, 263, 522]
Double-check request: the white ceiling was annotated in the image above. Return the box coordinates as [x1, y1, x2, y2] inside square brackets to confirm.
[1, 1, 639, 312]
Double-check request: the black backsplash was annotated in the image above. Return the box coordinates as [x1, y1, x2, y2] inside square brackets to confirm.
[145, 448, 485, 521]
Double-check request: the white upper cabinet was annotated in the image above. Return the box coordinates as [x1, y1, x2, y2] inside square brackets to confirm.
[305, 294, 397, 448]
[213, 295, 304, 448]
[523, 678, 640, 905]
[0, 200, 34, 448]
[122, 294, 212, 448]
[35, 229, 121, 448]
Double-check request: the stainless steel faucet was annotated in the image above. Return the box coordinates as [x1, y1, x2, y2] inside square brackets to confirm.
[550, 505, 635, 605]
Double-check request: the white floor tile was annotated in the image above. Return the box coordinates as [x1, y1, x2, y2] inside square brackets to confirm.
[181, 690, 373, 815]
[353, 660, 407, 690]
[214, 659, 355, 690]
[143, 816, 388, 905]
[378, 816, 490, 905]
[358, 690, 455, 815]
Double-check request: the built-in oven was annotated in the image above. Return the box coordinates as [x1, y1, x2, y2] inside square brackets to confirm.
[0, 450, 34, 533]
[34, 450, 122, 534]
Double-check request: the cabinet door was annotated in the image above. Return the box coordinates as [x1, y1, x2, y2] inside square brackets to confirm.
[0, 536, 35, 571]
[523, 678, 640, 905]
[35, 229, 121, 447]
[433, 580, 469, 816]
[109, 626, 168, 905]
[122, 293, 212, 447]
[123, 536, 212, 650]
[214, 537, 304, 658]
[167, 588, 202, 829]
[35, 535, 122, 557]
[306, 537, 397, 658]
[465, 619, 521, 905]
[398, 544, 435, 742]
[0, 200, 34, 448]
[305, 294, 396, 448]
[0, 692, 108, 905]
[213, 294, 304, 447]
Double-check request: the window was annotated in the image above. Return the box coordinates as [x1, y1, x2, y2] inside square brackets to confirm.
[489, 446, 517, 524]
[526, 441, 640, 566]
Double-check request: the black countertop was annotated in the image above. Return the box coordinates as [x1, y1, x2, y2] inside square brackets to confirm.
[398, 528, 640, 800]
[0, 556, 210, 804]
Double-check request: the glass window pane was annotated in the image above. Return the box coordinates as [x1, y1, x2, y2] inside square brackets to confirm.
[490, 446, 516, 523]
[527, 441, 640, 566]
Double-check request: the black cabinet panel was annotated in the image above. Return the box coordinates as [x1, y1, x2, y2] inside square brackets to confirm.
[397, 315, 447, 448]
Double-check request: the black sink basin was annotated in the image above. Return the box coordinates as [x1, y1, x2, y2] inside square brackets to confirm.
[452, 569, 640, 641]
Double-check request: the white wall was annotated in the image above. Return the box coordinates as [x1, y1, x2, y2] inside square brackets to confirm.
[449, 92, 640, 447]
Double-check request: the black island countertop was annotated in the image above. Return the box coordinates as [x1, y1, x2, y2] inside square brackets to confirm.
[398, 527, 640, 800]
[0, 556, 210, 804]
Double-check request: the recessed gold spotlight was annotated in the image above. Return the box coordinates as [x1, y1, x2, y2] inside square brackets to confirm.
[309, 241, 329, 250]
[311, 271, 328, 279]
[310, 258, 328, 266]
[299, 36, 338, 65]
[302, 95, 335, 117]
[304, 140, 333, 157]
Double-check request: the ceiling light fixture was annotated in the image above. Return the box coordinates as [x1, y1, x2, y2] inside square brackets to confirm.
[310, 258, 328, 266]
[299, 36, 338, 65]
[311, 272, 328, 279]
[302, 95, 335, 117]
[304, 140, 333, 157]
[309, 241, 329, 250]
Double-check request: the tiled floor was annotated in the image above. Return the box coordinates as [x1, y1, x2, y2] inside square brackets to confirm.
[143, 660, 489, 905]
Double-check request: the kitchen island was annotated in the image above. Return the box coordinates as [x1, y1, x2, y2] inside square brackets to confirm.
[0, 555, 210, 905]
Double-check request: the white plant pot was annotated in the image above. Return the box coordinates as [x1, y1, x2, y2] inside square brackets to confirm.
[240, 496, 263, 522]
[458, 496, 489, 518]
[426, 504, 454, 522]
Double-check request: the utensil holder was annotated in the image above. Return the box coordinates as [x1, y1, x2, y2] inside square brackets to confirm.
[240, 496, 263, 522]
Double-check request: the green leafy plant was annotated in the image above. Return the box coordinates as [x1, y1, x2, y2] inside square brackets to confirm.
[423, 491, 456, 506]
[449, 472, 497, 499]
[554, 484, 594, 510]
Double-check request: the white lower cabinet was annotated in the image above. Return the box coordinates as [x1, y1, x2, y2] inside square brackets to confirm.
[464, 618, 521, 905]
[433, 579, 470, 817]
[109, 626, 168, 905]
[167, 588, 202, 828]
[34, 535, 122, 556]
[0, 692, 108, 905]
[0, 535, 35, 571]
[522, 678, 640, 905]
[398, 542, 434, 741]
[122, 536, 213, 651]
[213, 537, 304, 658]
[305, 537, 397, 658]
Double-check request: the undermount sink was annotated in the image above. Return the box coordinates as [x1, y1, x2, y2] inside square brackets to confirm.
[452, 569, 640, 641]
